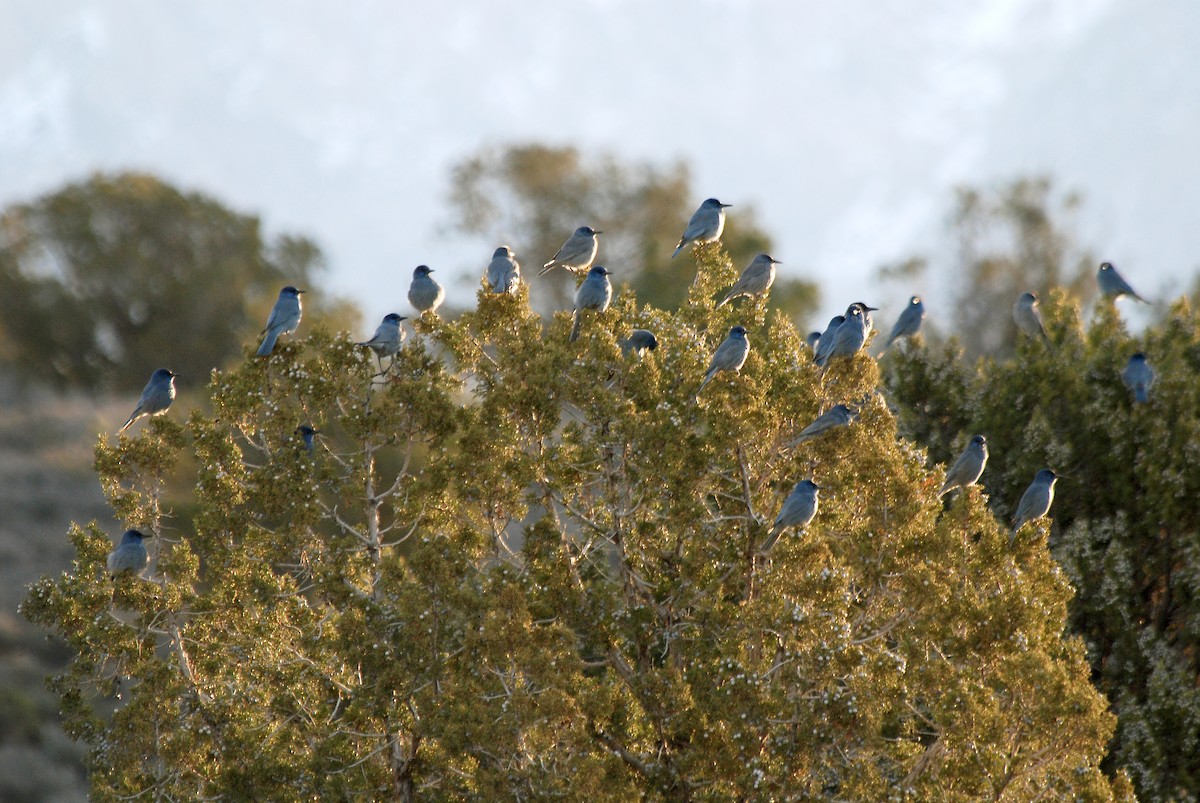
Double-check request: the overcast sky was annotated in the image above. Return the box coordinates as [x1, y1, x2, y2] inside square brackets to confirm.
[3, 0, 1197, 330]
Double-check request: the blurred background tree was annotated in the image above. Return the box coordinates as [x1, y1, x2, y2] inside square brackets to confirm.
[0, 172, 359, 393]
[446, 143, 819, 319]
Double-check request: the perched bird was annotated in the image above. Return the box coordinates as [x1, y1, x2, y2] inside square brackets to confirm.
[107, 529, 150, 578]
[119, 368, 177, 433]
[1121, 352, 1155, 403]
[257, 285, 305, 356]
[540, 226, 601, 276]
[696, 325, 750, 398]
[805, 331, 823, 354]
[883, 295, 925, 349]
[409, 265, 446, 315]
[296, 425, 320, 454]
[569, 266, 613, 342]
[812, 315, 845, 364]
[486, 246, 521, 294]
[816, 306, 867, 366]
[1013, 292, 1049, 342]
[761, 480, 820, 553]
[717, 253, 779, 307]
[1011, 469, 1058, 536]
[619, 329, 659, 356]
[357, 313, 406, 369]
[850, 301, 879, 336]
[1097, 261, 1147, 303]
[937, 435, 989, 499]
[788, 404, 857, 447]
[672, 198, 731, 258]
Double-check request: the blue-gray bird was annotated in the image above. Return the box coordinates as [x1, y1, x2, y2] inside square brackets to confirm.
[805, 331, 823, 354]
[850, 301, 878, 336]
[619, 329, 659, 357]
[937, 435, 988, 498]
[119, 368, 177, 433]
[717, 253, 779, 307]
[540, 226, 601, 276]
[1011, 469, 1058, 536]
[1013, 292, 1048, 342]
[816, 306, 867, 367]
[107, 529, 149, 577]
[569, 266, 612, 342]
[788, 404, 857, 447]
[1097, 261, 1147, 303]
[257, 285, 305, 356]
[696, 325, 750, 398]
[761, 480, 820, 553]
[672, 198, 731, 258]
[409, 265, 446, 315]
[812, 315, 845, 364]
[883, 295, 924, 349]
[486, 246, 521, 293]
[296, 425, 319, 454]
[1121, 352, 1155, 403]
[357, 313, 406, 370]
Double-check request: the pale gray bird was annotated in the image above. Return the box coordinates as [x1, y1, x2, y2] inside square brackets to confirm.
[696, 325, 750, 398]
[787, 404, 857, 447]
[1121, 352, 1155, 403]
[1097, 261, 1147, 303]
[816, 306, 867, 367]
[409, 265, 446, 315]
[672, 198, 731, 258]
[812, 315, 845, 364]
[569, 266, 613, 342]
[296, 425, 319, 454]
[883, 295, 925, 349]
[619, 329, 659, 356]
[107, 529, 150, 578]
[937, 435, 988, 499]
[717, 253, 779, 307]
[1012, 292, 1049, 342]
[257, 285, 305, 356]
[1011, 469, 1058, 536]
[540, 226, 601, 276]
[357, 313, 406, 370]
[119, 368, 177, 433]
[761, 480, 820, 553]
[486, 246, 521, 294]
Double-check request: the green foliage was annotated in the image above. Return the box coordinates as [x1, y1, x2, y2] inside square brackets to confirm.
[447, 143, 818, 320]
[887, 291, 1200, 800]
[0, 172, 358, 392]
[24, 246, 1121, 799]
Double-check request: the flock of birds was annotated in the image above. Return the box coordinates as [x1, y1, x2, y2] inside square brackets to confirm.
[106, 198, 1158, 577]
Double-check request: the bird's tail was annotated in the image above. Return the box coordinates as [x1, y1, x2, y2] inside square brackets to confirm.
[569, 311, 583, 343]
[538, 261, 557, 277]
[694, 371, 713, 401]
[716, 292, 733, 308]
[760, 526, 783, 553]
[1135, 387, 1148, 404]
[257, 330, 279, 357]
[671, 240, 685, 259]
[118, 414, 136, 434]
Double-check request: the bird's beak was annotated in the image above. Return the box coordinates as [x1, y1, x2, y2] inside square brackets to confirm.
[593, 230, 603, 235]
[721, 203, 733, 208]
[297, 289, 307, 294]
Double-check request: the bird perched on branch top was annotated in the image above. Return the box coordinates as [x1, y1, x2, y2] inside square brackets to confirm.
[761, 480, 820, 553]
[696, 325, 750, 398]
[119, 368, 177, 433]
[1097, 261, 1147, 303]
[1013, 292, 1049, 342]
[672, 198, 731, 258]
[409, 265, 445, 315]
[486, 246, 521, 294]
[882, 295, 924, 350]
[569, 266, 612, 342]
[540, 226, 601, 276]
[107, 529, 150, 578]
[257, 285, 304, 356]
[938, 435, 988, 499]
[1011, 469, 1058, 537]
[717, 253, 779, 307]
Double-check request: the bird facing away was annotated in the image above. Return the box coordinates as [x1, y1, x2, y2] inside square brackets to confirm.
[696, 325, 750, 398]
[107, 529, 150, 578]
[1013, 292, 1049, 342]
[816, 306, 868, 367]
[1011, 469, 1058, 536]
[296, 425, 319, 454]
[257, 285, 305, 356]
[358, 313, 406, 369]
[569, 266, 613, 342]
[1121, 352, 1155, 403]
[486, 246, 521, 293]
[938, 435, 989, 499]
[717, 253, 779, 307]
[761, 480, 820, 553]
[409, 265, 446, 315]
[620, 329, 659, 356]
[119, 368, 177, 433]
[788, 404, 857, 447]
[540, 226, 601, 276]
[812, 315, 845, 363]
[883, 295, 925, 349]
[1097, 261, 1147, 303]
[672, 198, 731, 258]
